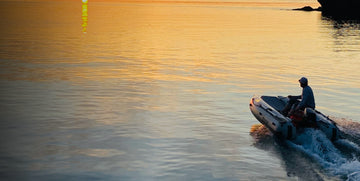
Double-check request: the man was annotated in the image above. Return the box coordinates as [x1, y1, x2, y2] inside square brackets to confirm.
[282, 77, 315, 116]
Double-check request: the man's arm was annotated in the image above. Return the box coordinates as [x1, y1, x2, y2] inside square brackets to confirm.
[289, 95, 301, 100]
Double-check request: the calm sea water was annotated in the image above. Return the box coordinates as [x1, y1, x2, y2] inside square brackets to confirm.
[1, 1, 360, 180]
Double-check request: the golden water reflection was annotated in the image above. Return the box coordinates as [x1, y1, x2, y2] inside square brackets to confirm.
[82, 0, 88, 33]
[0, 2, 360, 177]
[0, 1, 359, 90]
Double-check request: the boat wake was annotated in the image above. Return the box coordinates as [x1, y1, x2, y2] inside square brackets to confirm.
[250, 118, 360, 181]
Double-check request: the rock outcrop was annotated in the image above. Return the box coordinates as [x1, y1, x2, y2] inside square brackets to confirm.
[293, 6, 322, 11]
[317, 0, 360, 19]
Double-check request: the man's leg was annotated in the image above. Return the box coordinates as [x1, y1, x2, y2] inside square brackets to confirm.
[282, 97, 298, 116]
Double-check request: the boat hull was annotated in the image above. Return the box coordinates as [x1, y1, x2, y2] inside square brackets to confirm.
[249, 95, 340, 141]
[250, 96, 296, 139]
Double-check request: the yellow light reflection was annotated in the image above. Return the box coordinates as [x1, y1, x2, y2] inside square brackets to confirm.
[82, 0, 88, 33]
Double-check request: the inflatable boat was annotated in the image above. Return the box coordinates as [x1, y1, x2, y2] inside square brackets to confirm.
[249, 95, 340, 141]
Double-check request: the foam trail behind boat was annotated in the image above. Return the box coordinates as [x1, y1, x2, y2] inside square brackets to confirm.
[332, 117, 360, 144]
[250, 117, 360, 180]
[287, 128, 360, 180]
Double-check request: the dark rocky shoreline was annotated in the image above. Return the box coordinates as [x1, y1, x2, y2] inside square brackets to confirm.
[318, 0, 360, 20]
[293, 6, 322, 12]
[294, 0, 360, 20]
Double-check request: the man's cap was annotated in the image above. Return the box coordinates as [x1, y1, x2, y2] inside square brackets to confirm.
[299, 77, 308, 84]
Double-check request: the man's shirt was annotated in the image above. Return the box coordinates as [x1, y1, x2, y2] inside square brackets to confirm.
[299, 85, 315, 109]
